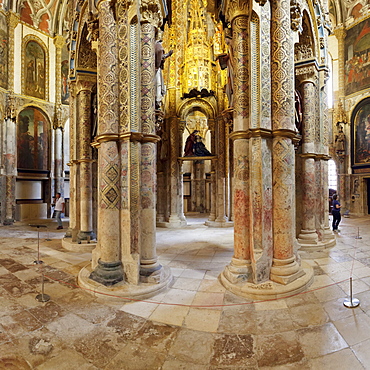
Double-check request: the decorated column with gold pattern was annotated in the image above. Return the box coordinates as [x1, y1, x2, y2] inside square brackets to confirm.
[89, 0, 123, 285]
[270, 0, 304, 284]
[76, 78, 96, 240]
[139, 19, 162, 282]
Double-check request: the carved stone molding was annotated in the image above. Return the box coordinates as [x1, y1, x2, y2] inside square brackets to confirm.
[255, 0, 267, 5]
[224, 0, 251, 23]
[140, 0, 163, 27]
[54, 35, 65, 49]
[295, 64, 318, 85]
[87, 12, 99, 42]
[333, 27, 346, 41]
[290, 0, 302, 32]
[6, 92, 17, 121]
[6, 12, 20, 28]
[76, 76, 96, 94]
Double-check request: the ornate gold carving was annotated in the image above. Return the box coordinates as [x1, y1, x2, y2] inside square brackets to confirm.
[54, 35, 65, 49]
[290, 0, 302, 32]
[229, 128, 273, 141]
[255, 0, 267, 5]
[6, 12, 20, 28]
[77, 25, 97, 69]
[6, 92, 16, 121]
[87, 12, 99, 41]
[225, 0, 251, 23]
[140, 0, 162, 27]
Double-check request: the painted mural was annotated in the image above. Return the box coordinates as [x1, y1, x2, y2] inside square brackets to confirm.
[352, 98, 370, 167]
[24, 40, 46, 99]
[17, 107, 49, 170]
[61, 43, 69, 104]
[345, 20, 370, 96]
[0, 13, 8, 89]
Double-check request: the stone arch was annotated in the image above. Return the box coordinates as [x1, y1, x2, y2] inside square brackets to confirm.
[177, 98, 216, 122]
[22, 34, 49, 100]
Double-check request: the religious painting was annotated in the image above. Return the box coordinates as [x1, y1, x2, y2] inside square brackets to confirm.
[345, 20, 370, 96]
[0, 13, 8, 89]
[17, 107, 49, 170]
[24, 40, 46, 99]
[351, 98, 370, 168]
[61, 59, 69, 104]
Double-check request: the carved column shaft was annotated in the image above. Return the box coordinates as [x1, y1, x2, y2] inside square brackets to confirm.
[298, 80, 319, 245]
[334, 28, 346, 99]
[76, 84, 94, 239]
[6, 12, 19, 91]
[270, 0, 303, 284]
[90, 0, 123, 285]
[139, 22, 161, 281]
[232, 15, 251, 263]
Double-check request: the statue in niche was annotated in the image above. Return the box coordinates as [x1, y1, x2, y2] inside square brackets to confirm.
[184, 130, 199, 156]
[194, 135, 212, 156]
[294, 89, 303, 133]
[155, 37, 173, 110]
[216, 28, 234, 108]
[335, 125, 346, 153]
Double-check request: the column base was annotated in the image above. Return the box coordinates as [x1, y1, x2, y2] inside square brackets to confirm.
[220, 261, 314, 300]
[221, 258, 253, 284]
[89, 259, 124, 286]
[298, 229, 319, 245]
[77, 230, 97, 242]
[140, 262, 163, 284]
[78, 263, 172, 300]
[270, 257, 305, 285]
[205, 220, 234, 228]
[322, 227, 336, 248]
[157, 219, 187, 228]
[64, 227, 72, 238]
[3, 218, 14, 225]
[62, 237, 96, 253]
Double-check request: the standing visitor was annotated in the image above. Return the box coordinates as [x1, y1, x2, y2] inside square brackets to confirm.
[53, 193, 65, 230]
[332, 194, 341, 232]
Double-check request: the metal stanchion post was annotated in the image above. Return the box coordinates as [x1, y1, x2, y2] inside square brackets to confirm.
[45, 226, 51, 241]
[29, 224, 47, 264]
[355, 227, 362, 240]
[35, 270, 50, 302]
[343, 277, 360, 308]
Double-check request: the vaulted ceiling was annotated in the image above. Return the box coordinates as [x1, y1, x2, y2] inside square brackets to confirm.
[0, 0, 368, 37]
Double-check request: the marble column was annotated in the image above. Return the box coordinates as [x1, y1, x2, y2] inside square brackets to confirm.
[89, 0, 123, 285]
[65, 82, 78, 238]
[53, 127, 63, 195]
[139, 21, 162, 282]
[167, 117, 185, 227]
[297, 79, 319, 247]
[76, 80, 95, 240]
[270, 0, 304, 284]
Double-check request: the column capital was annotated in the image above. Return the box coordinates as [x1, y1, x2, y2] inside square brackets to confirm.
[6, 12, 20, 28]
[333, 27, 346, 41]
[140, 0, 163, 28]
[76, 76, 96, 94]
[54, 35, 65, 49]
[295, 62, 319, 85]
[224, 0, 252, 23]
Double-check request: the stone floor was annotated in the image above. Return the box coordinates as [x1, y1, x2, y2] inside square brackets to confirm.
[1, 215, 370, 369]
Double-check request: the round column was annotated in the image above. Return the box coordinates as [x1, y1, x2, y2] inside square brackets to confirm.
[89, 0, 123, 286]
[76, 80, 95, 241]
[139, 22, 162, 282]
[270, 0, 304, 284]
[297, 80, 319, 247]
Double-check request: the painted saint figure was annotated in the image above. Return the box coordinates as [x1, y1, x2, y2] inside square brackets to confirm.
[194, 135, 212, 156]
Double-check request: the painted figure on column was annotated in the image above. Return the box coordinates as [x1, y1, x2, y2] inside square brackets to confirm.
[193, 135, 213, 156]
[155, 38, 173, 109]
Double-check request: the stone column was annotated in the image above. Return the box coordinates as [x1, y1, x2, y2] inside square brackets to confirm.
[76, 79, 96, 240]
[222, 11, 254, 284]
[139, 21, 162, 282]
[89, 0, 123, 286]
[297, 74, 319, 247]
[3, 13, 19, 225]
[167, 116, 185, 227]
[270, 0, 304, 284]
[65, 82, 78, 238]
[54, 126, 63, 195]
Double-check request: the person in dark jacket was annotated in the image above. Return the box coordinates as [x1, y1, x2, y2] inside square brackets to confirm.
[332, 193, 341, 232]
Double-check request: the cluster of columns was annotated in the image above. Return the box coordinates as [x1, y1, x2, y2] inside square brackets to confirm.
[220, 0, 315, 295]
[76, 0, 169, 288]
